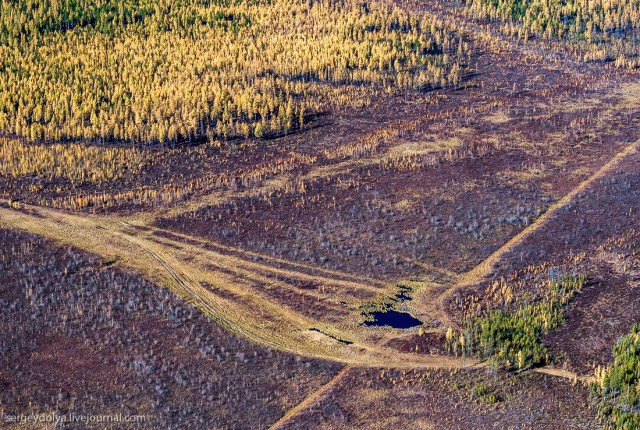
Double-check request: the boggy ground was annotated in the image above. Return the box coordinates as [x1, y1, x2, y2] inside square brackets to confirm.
[157, 45, 640, 285]
[278, 367, 599, 429]
[0, 229, 341, 430]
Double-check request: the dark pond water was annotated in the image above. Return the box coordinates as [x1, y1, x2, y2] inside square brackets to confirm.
[363, 310, 422, 329]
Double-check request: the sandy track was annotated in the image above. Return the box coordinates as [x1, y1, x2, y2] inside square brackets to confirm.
[2, 138, 638, 368]
[268, 366, 353, 430]
[427, 139, 640, 328]
[257, 137, 640, 427]
[0, 202, 483, 369]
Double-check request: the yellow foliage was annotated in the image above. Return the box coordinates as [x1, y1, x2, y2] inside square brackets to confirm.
[0, 0, 469, 144]
[0, 137, 147, 184]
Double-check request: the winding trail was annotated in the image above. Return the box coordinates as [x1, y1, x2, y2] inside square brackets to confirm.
[0, 202, 483, 369]
[1, 49, 637, 423]
[0, 3, 635, 428]
[1, 138, 637, 369]
[453, 139, 640, 291]
[0, 128, 634, 430]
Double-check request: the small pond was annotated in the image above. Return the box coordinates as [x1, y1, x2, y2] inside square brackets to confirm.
[363, 310, 422, 329]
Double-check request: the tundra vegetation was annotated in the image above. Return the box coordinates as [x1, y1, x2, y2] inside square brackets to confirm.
[0, 229, 340, 428]
[2, 0, 640, 428]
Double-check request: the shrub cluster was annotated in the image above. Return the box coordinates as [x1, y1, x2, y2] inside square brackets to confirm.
[446, 274, 587, 369]
[592, 323, 640, 429]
